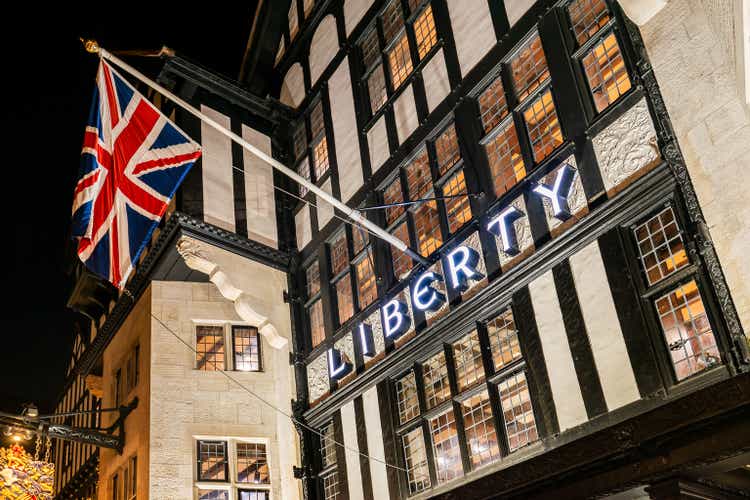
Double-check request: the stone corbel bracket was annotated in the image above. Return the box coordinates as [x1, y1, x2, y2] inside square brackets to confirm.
[176, 236, 288, 350]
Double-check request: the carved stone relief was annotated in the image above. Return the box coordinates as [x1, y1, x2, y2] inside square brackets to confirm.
[306, 352, 329, 403]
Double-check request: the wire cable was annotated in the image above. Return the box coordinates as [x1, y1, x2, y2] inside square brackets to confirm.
[149, 312, 407, 472]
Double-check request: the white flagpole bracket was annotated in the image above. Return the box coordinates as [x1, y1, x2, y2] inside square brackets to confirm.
[87, 43, 429, 266]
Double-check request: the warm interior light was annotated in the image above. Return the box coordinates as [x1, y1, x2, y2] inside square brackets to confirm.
[11, 435, 22, 442]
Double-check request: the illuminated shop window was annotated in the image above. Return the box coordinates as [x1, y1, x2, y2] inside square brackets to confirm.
[510, 33, 550, 103]
[396, 370, 421, 424]
[453, 330, 485, 391]
[633, 207, 689, 286]
[429, 409, 463, 483]
[655, 281, 719, 380]
[413, 200, 443, 256]
[461, 390, 500, 468]
[523, 88, 563, 163]
[484, 121, 526, 197]
[196, 326, 225, 371]
[498, 371, 538, 452]
[402, 428, 431, 494]
[422, 351, 451, 409]
[487, 309, 522, 371]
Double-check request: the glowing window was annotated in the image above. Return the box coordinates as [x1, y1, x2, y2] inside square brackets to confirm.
[313, 137, 329, 179]
[335, 275, 354, 325]
[232, 326, 260, 372]
[320, 421, 337, 469]
[634, 207, 689, 286]
[236, 442, 269, 484]
[461, 390, 500, 468]
[510, 33, 550, 102]
[388, 34, 413, 90]
[414, 4, 438, 59]
[443, 170, 472, 234]
[383, 177, 405, 225]
[484, 120, 526, 197]
[355, 254, 378, 309]
[453, 330, 485, 391]
[478, 76, 509, 133]
[402, 428, 431, 494]
[435, 124, 461, 176]
[414, 200, 442, 257]
[429, 410, 463, 483]
[196, 325, 225, 371]
[582, 32, 631, 112]
[396, 371, 420, 424]
[523, 88, 563, 163]
[405, 149, 432, 201]
[198, 440, 228, 481]
[391, 221, 412, 280]
[487, 309, 522, 371]
[498, 372, 538, 452]
[329, 232, 349, 276]
[422, 351, 451, 409]
[568, 0, 611, 45]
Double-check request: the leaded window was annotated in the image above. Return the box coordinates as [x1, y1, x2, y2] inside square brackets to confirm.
[198, 441, 228, 481]
[461, 391, 500, 468]
[402, 428, 431, 494]
[322, 471, 340, 499]
[196, 326, 225, 371]
[422, 351, 451, 409]
[320, 421, 337, 469]
[396, 370, 420, 424]
[567, 0, 631, 113]
[487, 309, 522, 371]
[233, 326, 261, 372]
[306, 259, 325, 349]
[453, 330, 485, 391]
[429, 410, 463, 483]
[523, 88, 563, 163]
[498, 371, 538, 452]
[483, 121, 526, 197]
[413, 200, 442, 257]
[291, 98, 331, 202]
[633, 207, 688, 286]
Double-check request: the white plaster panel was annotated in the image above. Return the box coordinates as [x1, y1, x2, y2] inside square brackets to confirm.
[528, 271, 588, 431]
[504, 0, 535, 26]
[200, 105, 235, 232]
[367, 116, 390, 174]
[317, 179, 335, 229]
[329, 57, 365, 202]
[307, 352, 329, 402]
[341, 401, 365, 500]
[593, 97, 660, 193]
[362, 386, 390, 499]
[295, 205, 313, 250]
[495, 195, 534, 268]
[570, 241, 640, 410]
[540, 155, 587, 233]
[422, 48, 451, 113]
[241, 125, 277, 248]
[394, 84, 420, 144]
[280, 63, 305, 109]
[447, 0, 498, 76]
[363, 307, 386, 361]
[345, 0, 374, 35]
[309, 15, 340, 86]
[334, 333, 356, 368]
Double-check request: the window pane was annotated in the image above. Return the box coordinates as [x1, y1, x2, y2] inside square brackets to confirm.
[582, 32, 631, 112]
[306, 261, 321, 298]
[498, 372, 538, 452]
[634, 207, 689, 286]
[414, 200, 443, 257]
[233, 326, 261, 372]
[462, 390, 500, 468]
[330, 232, 349, 276]
[453, 330, 485, 391]
[335, 275, 354, 324]
[391, 221, 412, 280]
[367, 64, 388, 114]
[298, 158, 311, 197]
[198, 441, 227, 481]
[405, 148, 432, 200]
[361, 27, 381, 70]
[422, 351, 451, 409]
[355, 253, 378, 309]
[568, 0, 611, 45]
[396, 371, 420, 424]
[487, 309, 522, 371]
[238, 490, 269, 500]
[322, 471, 340, 500]
[382, 0, 405, 44]
[655, 281, 720, 381]
[484, 121, 526, 197]
[352, 226, 368, 255]
[510, 33, 550, 102]
[320, 421, 337, 469]
[435, 124, 461, 176]
[523, 88, 563, 163]
[414, 4, 438, 60]
[388, 33, 413, 90]
[310, 101, 325, 139]
[383, 176, 405, 225]
[309, 299, 325, 348]
[479, 76, 509, 133]
[402, 427, 431, 493]
[313, 137, 330, 179]
[443, 170, 472, 234]
[429, 410, 463, 483]
[196, 326, 225, 371]
[237, 442, 269, 484]
[293, 121, 307, 160]
[198, 490, 229, 500]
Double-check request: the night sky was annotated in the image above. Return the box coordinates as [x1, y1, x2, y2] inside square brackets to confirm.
[0, 4, 257, 415]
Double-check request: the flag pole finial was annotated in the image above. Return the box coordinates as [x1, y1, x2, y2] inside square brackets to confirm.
[79, 38, 100, 54]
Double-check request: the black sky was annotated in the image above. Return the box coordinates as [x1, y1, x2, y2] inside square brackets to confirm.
[0, 4, 257, 414]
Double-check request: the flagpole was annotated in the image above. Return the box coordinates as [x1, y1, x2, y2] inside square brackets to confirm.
[82, 40, 429, 266]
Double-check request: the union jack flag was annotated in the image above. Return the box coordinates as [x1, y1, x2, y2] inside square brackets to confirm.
[72, 60, 201, 288]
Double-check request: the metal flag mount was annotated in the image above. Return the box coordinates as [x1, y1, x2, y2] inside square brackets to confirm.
[80, 39, 430, 267]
